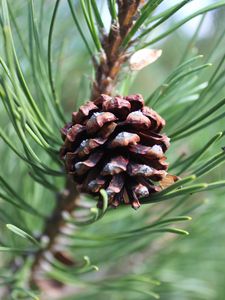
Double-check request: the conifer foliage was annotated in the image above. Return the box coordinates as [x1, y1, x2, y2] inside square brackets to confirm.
[1, 1, 225, 299]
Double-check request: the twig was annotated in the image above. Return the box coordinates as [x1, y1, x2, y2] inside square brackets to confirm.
[91, 0, 141, 99]
[30, 177, 79, 285]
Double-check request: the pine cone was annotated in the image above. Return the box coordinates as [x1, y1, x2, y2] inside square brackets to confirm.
[60, 94, 171, 209]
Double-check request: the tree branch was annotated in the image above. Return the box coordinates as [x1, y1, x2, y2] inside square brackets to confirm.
[30, 177, 79, 285]
[91, 0, 141, 99]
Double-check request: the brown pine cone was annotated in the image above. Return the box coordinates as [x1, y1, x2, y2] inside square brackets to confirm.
[60, 94, 171, 209]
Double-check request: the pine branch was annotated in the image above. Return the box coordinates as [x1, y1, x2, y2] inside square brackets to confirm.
[29, 0, 143, 288]
[91, 0, 141, 99]
[1, 1, 225, 299]
[30, 177, 79, 285]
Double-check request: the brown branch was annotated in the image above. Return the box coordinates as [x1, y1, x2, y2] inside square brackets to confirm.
[30, 176, 79, 285]
[91, 0, 141, 99]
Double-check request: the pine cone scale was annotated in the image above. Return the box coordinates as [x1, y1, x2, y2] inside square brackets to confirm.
[74, 152, 104, 175]
[101, 155, 129, 176]
[86, 112, 118, 134]
[109, 132, 140, 148]
[106, 173, 125, 198]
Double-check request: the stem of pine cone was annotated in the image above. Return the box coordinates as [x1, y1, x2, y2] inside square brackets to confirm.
[30, 0, 141, 290]
[91, 0, 140, 99]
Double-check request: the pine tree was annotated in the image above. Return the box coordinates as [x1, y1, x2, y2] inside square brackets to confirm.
[1, 1, 225, 299]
